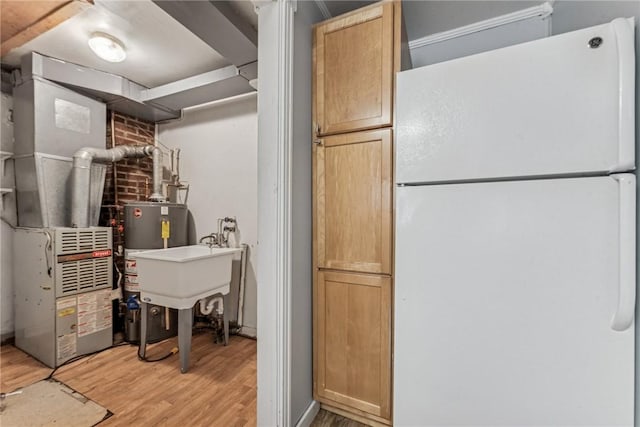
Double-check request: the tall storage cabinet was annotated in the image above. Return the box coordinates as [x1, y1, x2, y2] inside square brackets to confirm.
[313, 1, 406, 425]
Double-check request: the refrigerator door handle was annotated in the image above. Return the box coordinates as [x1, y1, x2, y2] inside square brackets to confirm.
[611, 173, 636, 332]
[610, 18, 635, 172]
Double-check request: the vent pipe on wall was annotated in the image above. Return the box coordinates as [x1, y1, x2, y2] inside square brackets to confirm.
[71, 145, 165, 228]
[151, 147, 164, 202]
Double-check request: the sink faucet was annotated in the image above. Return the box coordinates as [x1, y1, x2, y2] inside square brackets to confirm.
[199, 217, 237, 248]
[199, 233, 220, 248]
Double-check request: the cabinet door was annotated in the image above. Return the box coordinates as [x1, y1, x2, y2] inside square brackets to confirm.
[314, 270, 392, 420]
[314, 128, 392, 274]
[314, 1, 394, 136]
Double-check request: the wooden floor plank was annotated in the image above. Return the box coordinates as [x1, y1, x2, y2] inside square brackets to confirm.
[1, 332, 256, 426]
[0, 344, 51, 393]
[3, 336, 360, 427]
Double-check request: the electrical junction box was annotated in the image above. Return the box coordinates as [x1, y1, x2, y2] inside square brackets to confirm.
[13, 227, 113, 368]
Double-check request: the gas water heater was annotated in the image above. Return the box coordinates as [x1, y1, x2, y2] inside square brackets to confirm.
[123, 202, 188, 343]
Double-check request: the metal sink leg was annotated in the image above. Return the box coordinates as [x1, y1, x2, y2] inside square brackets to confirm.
[223, 297, 229, 346]
[140, 302, 148, 358]
[178, 307, 193, 373]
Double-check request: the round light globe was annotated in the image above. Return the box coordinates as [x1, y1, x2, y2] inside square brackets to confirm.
[88, 32, 126, 63]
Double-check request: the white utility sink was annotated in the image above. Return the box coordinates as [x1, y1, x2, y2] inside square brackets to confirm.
[135, 245, 241, 309]
[135, 244, 241, 373]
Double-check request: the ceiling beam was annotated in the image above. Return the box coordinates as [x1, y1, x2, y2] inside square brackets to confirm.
[140, 65, 255, 111]
[1, 0, 93, 57]
[20, 52, 181, 122]
[153, 0, 258, 67]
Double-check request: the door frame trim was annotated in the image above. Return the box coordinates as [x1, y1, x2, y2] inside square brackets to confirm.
[256, 0, 296, 425]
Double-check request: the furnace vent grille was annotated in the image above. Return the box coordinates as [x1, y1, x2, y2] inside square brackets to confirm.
[55, 228, 112, 297]
[58, 229, 110, 254]
[59, 258, 110, 295]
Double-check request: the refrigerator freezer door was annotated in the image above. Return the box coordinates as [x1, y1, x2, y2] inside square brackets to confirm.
[394, 175, 635, 426]
[396, 18, 635, 184]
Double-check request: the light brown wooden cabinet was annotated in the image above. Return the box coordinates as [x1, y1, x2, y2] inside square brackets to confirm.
[314, 270, 392, 421]
[314, 129, 393, 275]
[313, 1, 394, 136]
[313, 1, 406, 425]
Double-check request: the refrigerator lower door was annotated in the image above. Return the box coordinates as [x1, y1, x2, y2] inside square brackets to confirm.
[394, 175, 635, 426]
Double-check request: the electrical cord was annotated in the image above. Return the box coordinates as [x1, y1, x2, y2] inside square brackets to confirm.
[46, 342, 130, 380]
[136, 321, 179, 363]
[46, 332, 179, 380]
[137, 343, 178, 363]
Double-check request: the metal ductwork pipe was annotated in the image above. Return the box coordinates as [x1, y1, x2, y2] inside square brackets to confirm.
[150, 147, 164, 202]
[71, 145, 165, 227]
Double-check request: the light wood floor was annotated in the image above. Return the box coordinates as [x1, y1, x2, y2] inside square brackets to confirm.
[1, 332, 256, 426]
[1, 344, 52, 393]
[1, 336, 367, 427]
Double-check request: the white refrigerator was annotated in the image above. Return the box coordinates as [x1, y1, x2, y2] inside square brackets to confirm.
[394, 18, 636, 426]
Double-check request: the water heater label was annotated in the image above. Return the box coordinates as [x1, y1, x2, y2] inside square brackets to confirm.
[125, 258, 137, 273]
[125, 274, 139, 292]
[161, 220, 170, 239]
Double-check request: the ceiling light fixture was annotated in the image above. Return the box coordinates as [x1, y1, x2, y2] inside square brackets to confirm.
[88, 32, 127, 63]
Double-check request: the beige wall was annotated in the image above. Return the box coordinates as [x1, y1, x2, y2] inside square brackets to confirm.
[158, 94, 258, 336]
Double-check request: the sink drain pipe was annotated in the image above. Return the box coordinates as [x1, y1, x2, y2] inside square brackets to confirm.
[199, 296, 224, 315]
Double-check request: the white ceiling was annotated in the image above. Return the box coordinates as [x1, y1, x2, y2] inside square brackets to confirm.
[228, 0, 259, 31]
[1, 0, 232, 88]
[2, 0, 545, 89]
